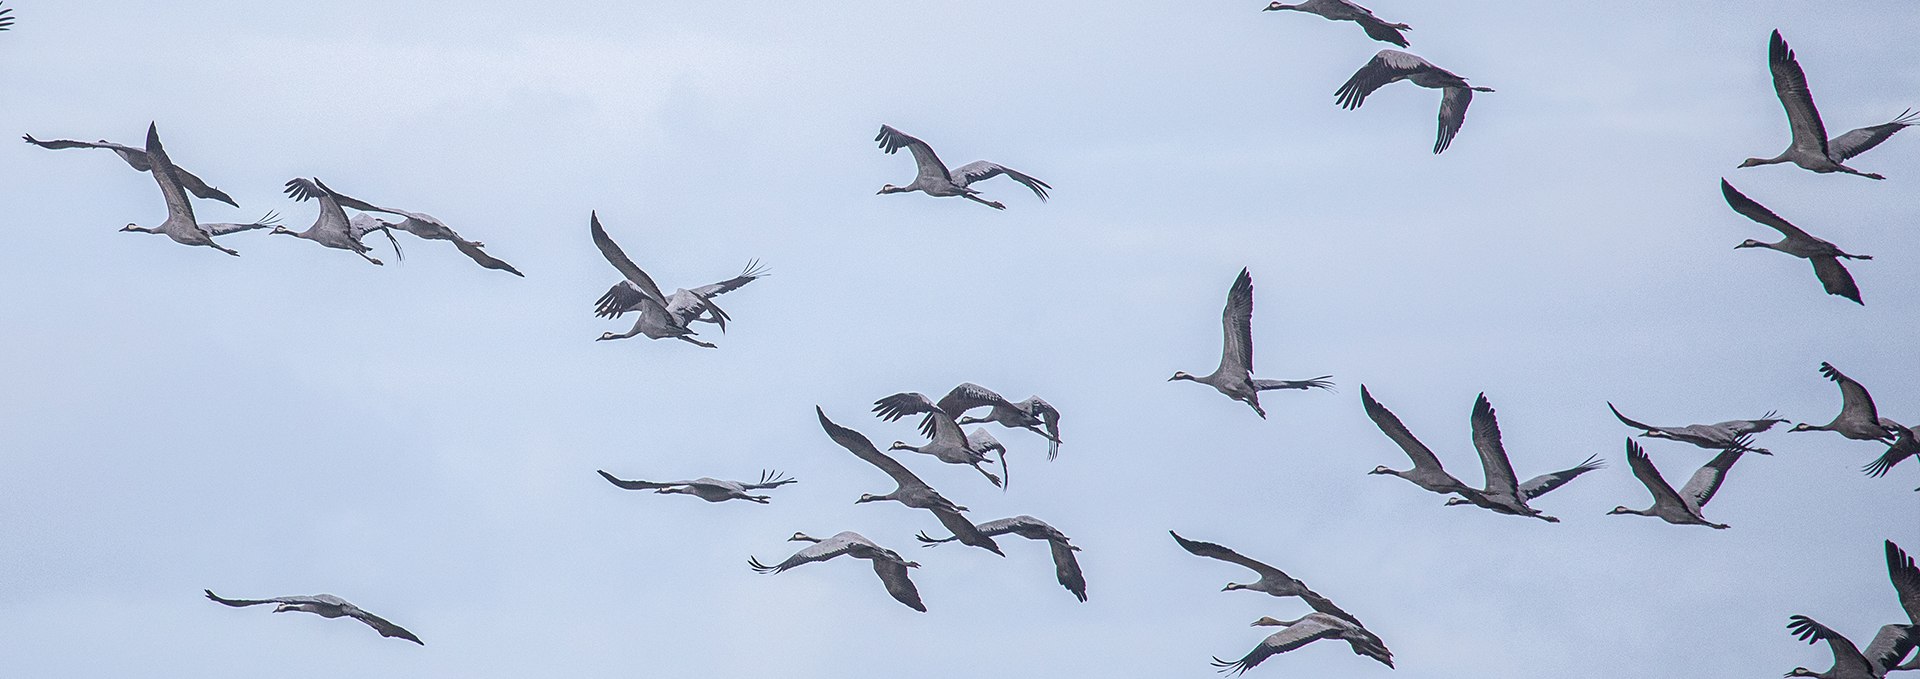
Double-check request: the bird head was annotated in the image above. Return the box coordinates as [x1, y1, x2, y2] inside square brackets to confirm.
[1222, 583, 1247, 592]
[594, 332, 620, 342]
[120, 222, 143, 232]
[1787, 423, 1817, 433]
[1606, 506, 1633, 515]
[877, 184, 901, 195]
[1737, 157, 1770, 168]
[1263, 2, 1292, 10]
[1367, 465, 1394, 475]
[1443, 497, 1470, 506]
[1168, 371, 1193, 382]
[887, 441, 911, 451]
[854, 493, 881, 504]
[787, 532, 817, 543]
[1785, 669, 1817, 678]
[1734, 239, 1766, 249]
[269, 225, 295, 236]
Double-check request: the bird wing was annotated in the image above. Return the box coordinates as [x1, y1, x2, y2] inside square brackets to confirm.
[1353, 14, 1410, 48]
[1334, 49, 1432, 109]
[0, 5, 13, 32]
[303, 179, 394, 215]
[344, 605, 424, 645]
[1212, 618, 1345, 677]
[1517, 455, 1604, 500]
[739, 469, 797, 490]
[1828, 109, 1917, 162]
[1361, 386, 1448, 474]
[1216, 268, 1256, 377]
[1867, 428, 1919, 478]
[1721, 180, 1816, 242]
[450, 237, 524, 276]
[22, 132, 241, 207]
[1864, 624, 1917, 675]
[1678, 444, 1745, 510]
[1433, 86, 1473, 154]
[936, 383, 1017, 418]
[594, 281, 650, 318]
[143, 124, 200, 229]
[1469, 394, 1521, 496]
[1026, 397, 1063, 459]
[1809, 257, 1862, 304]
[1624, 439, 1689, 510]
[870, 557, 927, 612]
[687, 260, 768, 298]
[1821, 362, 1884, 431]
[929, 504, 1000, 554]
[1298, 589, 1366, 629]
[817, 407, 929, 494]
[201, 211, 281, 236]
[1169, 531, 1289, 580]
[752, 535, 858, 573]
[1607, 402, 1667, 434]
[589, 212, 668, 307]
[873, 391, 940, 422]
[1769, 31, 1833, 160]
[204, 590, 315, 608]
[1888, 541, 1920, 625]
[1047, 539, 1089, 602]
[949, 161, 1052, 200]
[1788, 615, 1874, 678]
[875, 125, 953, 184]
[595, 470, 684, 491]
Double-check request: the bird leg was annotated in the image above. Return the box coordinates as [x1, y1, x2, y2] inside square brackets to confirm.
[963, 194, 1007, 210]
[676, 336, 718, 349]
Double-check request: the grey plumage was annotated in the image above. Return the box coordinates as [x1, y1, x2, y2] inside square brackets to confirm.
[1609, 402, 1783, 455]
[596, 469, 796, 503]
[25, 132, 240, 207]
[1263, 0, 1410, 47]
[119, 124, 242, 256]
[204, 590, 422, 645]
[1212, 613, 1393, 675]
[590, 212, 746, 347]
[1739, 31, 1900, 179]
[1724, 180, 1871, 305]
[816, 407, 1004, 556]
[1171, 269, 1333, 419]
[871, 389, 1008, 488]
[1362, 385, 1478, 497]
[749, 531, 925, 612]
[1334, 49, 1493, 153]
[1790, 363, 1897, 442]
[277, 178, 404, 265]
[875, 125, 1050, 210]
[1607, 438, 1747, 529]
[918, 515, 1086, 602]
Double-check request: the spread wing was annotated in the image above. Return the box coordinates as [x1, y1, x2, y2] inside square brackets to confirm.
[1678, 442, 1747, 510]
[1810, 257, 1862, 304]
[935, 383, 1017, 418]
[1624, 439, 1688, 510]
[450, 237, 524, 276]
[1048, 539, 1088, 602]
[1361, 385, 1448, 474]
[816, 407, 927, 493]
[1821, 362, 1884, 433]
[949, 161, 1051, 200]
[589, 212, 667, 307]
[1788, 615, 1873, 678]
[1470, 394, 1520, 496]
[1828, 109, 1917, 162]
[596, 470, 684, 491]
[1889, 541, 1920, 625]
[1211, 617, 1346, 677]
[1335, 49, 1433, 109]
[204, 590, 314, 608]
[1721, 179, 1815, 242]
[687, 260, 768, 298]
[1169, 531, 1288, 580]
[1517, 455, 1604, 500]
[1769, 31, 1832, 160]
[143, 124, 200, 229]
[1217, 268, 1255, 377]
[201, 211, 281, 236]
[749, 537, 857, 574]
[871, 558, 927, 612]
[875, 125, 952, 184]
[1434, 86, 1473, 154]
[345, 606, 424, 645]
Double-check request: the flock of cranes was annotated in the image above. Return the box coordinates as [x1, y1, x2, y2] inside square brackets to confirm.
[2, 2, 1913, 675]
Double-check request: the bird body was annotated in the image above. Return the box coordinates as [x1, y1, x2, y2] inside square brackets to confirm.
[590, 212, 743, 347]
[1784, 615, 1912, 679]
[1264, 0, 1410, 47]
[1608, 439, 1743, 529]
[1723, 180, 1870, 304]
[874, 388, 1011, 487]
[874, 125, 1050, 210]
[750, 531, 925, 612]
[204, 590, 422, 644]
[948, 386, 1064, 460]
[596, 469, 796, 503]
[1171, 269, 1333, 419]
[276, 179, 403, 265]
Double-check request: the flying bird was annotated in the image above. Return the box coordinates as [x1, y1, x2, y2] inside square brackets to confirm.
[816, 407, 1003, 556]
[278, 179, 405, 265]
[589, 212, 737, 347]
[1438, 394, 1562, 522]
[1783, 615, 1913, 679]
[750, 531, 925, 612]
[1335, 50, 1493, 153]
[1212, 613, 1394, 675]
[204, 590, 422, 644]
[596, 469, 796, 503]
[24, 132, 240, 207]
[874, 125, 1050, 210]
[1263, 0, 1410, 47]
[1864, 423, 1918, 488]
[1361, 385, 1480, 498]
[1791, 363, 1896, 442]
[347, 208, 521, 276]
[1446, 454, 1605, 509]
[1608, 402, 1783, 455]
[1723, 180, 1871, 305]
[918, 515, 1087, 602]
[1607, 438, 1747, 529]
[122, 124, 247, 256]
[1171, 269, 1333, 419]
[956, 393, 1063, 460]
[1740, 31, 1910, 179]
[1169, 531, 1371, 630]
[596, 260, 766, 328]
[874, 385, 1029, 486]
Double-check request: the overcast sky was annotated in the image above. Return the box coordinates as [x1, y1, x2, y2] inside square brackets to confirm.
[0, 1, 1916, 677]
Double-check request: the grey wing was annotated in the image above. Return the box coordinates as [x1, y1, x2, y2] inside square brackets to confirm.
[1028, 398, 1063, 459]
[204, 589, 309, 608]
[871, 558, 927, 612]
[0, 4, 12, 31]
[1888, 541, 1920, 625]
[1866, 431, 1918, 478]
[451, 238, 523, 276]
[1721, 179, 1816, 242]
[1821, 362, 1884, 430]
[1810, 257, 1862, 304]
[751, 538, 857, 574]
[1679, 444, 1745, 510]
[929, 505, 1000, 554]
[1212, 619, 1344, 676]
[308, 179, 393, 214]
[1788, 616, 1874, 678]
[1168, 531, 1288, 580]
[935, 383, 1016, 418]
[22, 135, 151, 169]
[687, 260, 768, 298]
[1434, 86, 1472, 154]
[596, 470, 683, 491]
[1361, 386, 1448, 474]
[875, 125, 953, 184]
[143, 124, 199, 228]
[872, 392, 940, 423]
[589, 212, 668, 306]
[1625, 439, 1689, 510]
[949, 161, 1051, 200]
[345, 606, 423, 645]
[1299, 589, 1365, 629]
[817, 407, 926, 491]
[1828, 109, 1917, 162]
[173, 165, 240, 208]
[1517, 455, 1604, 500]
[1607, 402, 1665, 433]
[1469, 394, 1520, 495]
[595, 281, 650, 318]
[1047, 539, 1088, 602]
[1216, 268, 1255, 377]
[1354, 15, 1410, 48]
[1864, 624, 1916, 674]
[1769, 31, 1833, 160]
[201, 211, 281, 236]
[1335, 49, 1432, 109]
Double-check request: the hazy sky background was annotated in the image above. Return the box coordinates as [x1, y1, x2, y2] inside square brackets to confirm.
[0, 1, 1915, 676]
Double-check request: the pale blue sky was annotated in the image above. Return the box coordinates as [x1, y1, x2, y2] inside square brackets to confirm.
[0, 1, 1915, 677]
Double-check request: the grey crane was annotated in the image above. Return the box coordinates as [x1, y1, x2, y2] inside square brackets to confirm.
[874, 125, 1050, 210]
[1792, 363, 1897, 442]
[25, 132, 239, 207]
[204, 590, 422, 645]
[1440, 394, 1560, 522]
[749, 531, 925, 612]
[1865, 423, 1918, 489]
[589, 212, 733, 347]
[1740, 31, 1911, 180]
[816, 407, 1004, 556]
[120, 124, 251, 256]
[596, 260, 766, 327]
[596, 469, 796, 503]
[1263, 0, 1410, 47]
[1785, 615, 1914, 679]
[957, 393, 1063, 460]
[918, 515, 1086, 602]
[1609, 402, 1783, 455]
[1171, 269, 1333, 419]
[873, 388, 1011, 488]
[1213, 613, 1394, 675]
[1335, 50, 1493, 154]
[1607, 438, 1747, 529]
[1723, 180, 1872, 305]
[334, 204, 521, 276]
[277, 178, 405, 265]
[1362, 385, 1478, 497]
[1169, 531, 1374, 635]
[1445, 454, 1605, 508]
